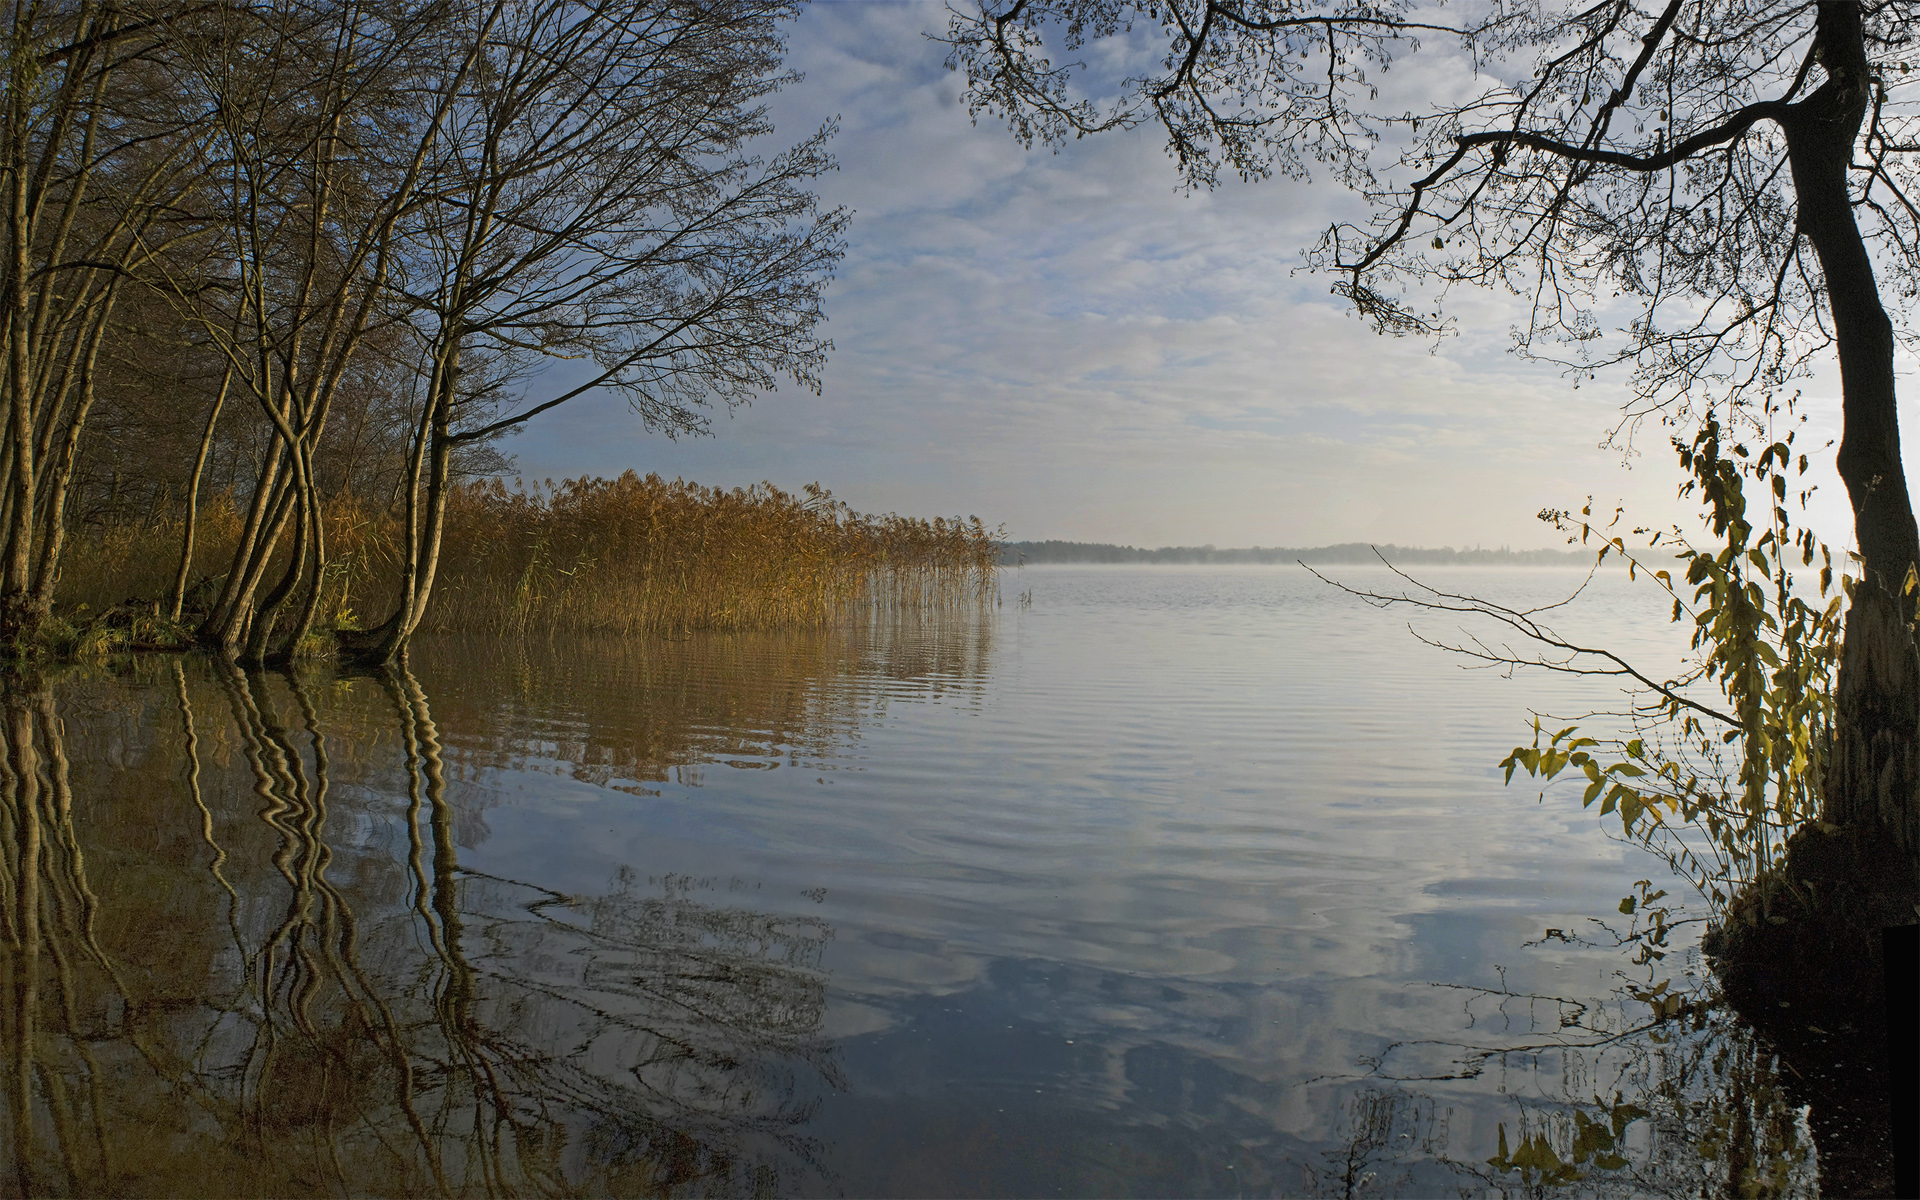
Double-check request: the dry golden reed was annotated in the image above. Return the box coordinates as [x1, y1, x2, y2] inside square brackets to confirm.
[56, 502, 246, 612]
[58, 472, 999, 640]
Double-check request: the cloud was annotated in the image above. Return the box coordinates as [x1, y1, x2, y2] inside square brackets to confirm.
[506, 1, 1890, 551]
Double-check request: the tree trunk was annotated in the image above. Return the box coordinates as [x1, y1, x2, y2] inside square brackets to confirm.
[365, 422, 454, 665]
[336, 407, 428, 664]
[198, 437, 285, 644]
[2, 64, 42, 651]
[346, 346, 455, 666]
[268, 444, 327, 665]
[169, 364, 233, 623]
[209, 474, 296, 658]
[239, 465, 309, 664]
[1787, 3, 1920, 851]
[30, 286, 117, 609]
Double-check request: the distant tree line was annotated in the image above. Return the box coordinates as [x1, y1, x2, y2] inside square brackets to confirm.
[999, 541, 1589, 566]
[1, 0, 845, 664]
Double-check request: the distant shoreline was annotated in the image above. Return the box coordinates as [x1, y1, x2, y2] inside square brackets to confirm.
[998, 540, 1591, 566]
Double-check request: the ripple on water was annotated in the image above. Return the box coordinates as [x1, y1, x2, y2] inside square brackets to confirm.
[2, 565, 1815, 1197]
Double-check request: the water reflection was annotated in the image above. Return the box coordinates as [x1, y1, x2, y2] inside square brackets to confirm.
[1309, 975, 1818, 1198]
[1, 660, 840, 1196]
[407, 616, 992, 797]
[801, 947, 1819, 1197]
[0, 585, 1860, 1196]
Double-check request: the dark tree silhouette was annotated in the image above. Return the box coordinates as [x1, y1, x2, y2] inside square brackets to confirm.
[945, 1, 1920, 869]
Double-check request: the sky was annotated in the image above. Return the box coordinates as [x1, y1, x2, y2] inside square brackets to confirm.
[504, 0, 1886, 551]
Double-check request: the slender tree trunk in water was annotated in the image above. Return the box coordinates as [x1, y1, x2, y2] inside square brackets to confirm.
[1789, 4, 1920, 852]
[339, 365, 441, 664]
[275, 359, 350, 663]
[199, 437, 285, 644]
[242, 483, 307, 663]
[274, 454, 327, 665]
[242, 421, 319, 662]
[349, 349, 453, 666]
[410, 432, 455, 635]
[211, 475, 296, 657]
[257, 442, 328, 664]
[367, 425, 452, 665]
[170, 365, 232, 623]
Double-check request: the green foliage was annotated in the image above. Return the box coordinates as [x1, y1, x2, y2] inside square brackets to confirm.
[1502, 415, 1844, 914]
[37, 602, 196, 663]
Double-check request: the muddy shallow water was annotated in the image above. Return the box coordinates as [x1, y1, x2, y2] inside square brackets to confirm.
[0, 566, 1829, 1195]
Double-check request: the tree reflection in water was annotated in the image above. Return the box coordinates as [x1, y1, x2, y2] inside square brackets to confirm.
[0, 612, 1851, 1199]
[1305, 961, 1819, 1198]
[404, 618, 992, 800]
[0, 662, 838, 1197]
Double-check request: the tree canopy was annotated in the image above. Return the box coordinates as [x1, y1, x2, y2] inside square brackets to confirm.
[946, 0, 1917, 444]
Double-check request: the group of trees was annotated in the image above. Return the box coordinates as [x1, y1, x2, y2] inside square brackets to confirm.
[1, 0, 845, 664]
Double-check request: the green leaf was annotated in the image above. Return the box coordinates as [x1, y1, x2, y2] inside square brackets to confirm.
[1620, 791, 1644, 832]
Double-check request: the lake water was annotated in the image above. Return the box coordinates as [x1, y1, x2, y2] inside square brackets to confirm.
[1, 565, 1827, 1196]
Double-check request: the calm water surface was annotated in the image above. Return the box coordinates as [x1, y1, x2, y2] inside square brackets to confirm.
[2, 566, 1821, 1196]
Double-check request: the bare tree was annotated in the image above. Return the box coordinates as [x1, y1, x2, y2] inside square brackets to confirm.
[0, 0, 210, 648]
[149, 0, 490, 663]
[341, 0, 846, 665]
[944, 3, 1920, 860]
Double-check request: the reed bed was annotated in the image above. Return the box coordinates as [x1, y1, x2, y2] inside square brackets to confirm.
[57, 472, 1000, 641]
[56, 502, 247, 613]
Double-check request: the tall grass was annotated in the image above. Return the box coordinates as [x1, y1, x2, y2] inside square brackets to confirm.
[57, 502, 247, 614]
[58, 472, 1000, 641]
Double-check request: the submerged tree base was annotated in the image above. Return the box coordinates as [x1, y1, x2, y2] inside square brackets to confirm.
[1704, 823, 1918, 1197]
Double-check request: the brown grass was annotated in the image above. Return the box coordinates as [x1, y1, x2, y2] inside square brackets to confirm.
[57, 472, 1000, 641]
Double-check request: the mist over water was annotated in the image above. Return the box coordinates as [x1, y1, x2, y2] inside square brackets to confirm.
[1, 566, 1819, 1195]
